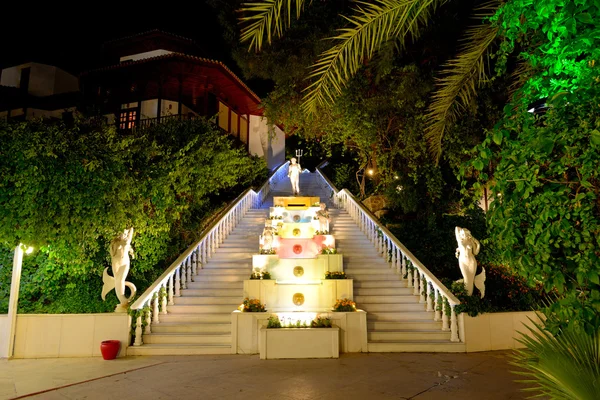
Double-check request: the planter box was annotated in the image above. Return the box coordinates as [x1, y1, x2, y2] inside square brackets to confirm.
[232, 310, 366, 354]
[463, 311, 542, 352]
[0, 315, 8, 358]
[260, 326, 339, 359]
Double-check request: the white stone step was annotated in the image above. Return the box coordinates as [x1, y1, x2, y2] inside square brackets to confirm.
[186, 282, 243, 289]
[345, 273, 402, 281]
[151, 323, 231, 334]
[143, 333, 231, 345]
[190, 274, 247, 282]
[368, 330, 451, 341]
[355, 295, 419, 304]
[175, 296, 242, 305]
[355, 288, 412, 296]
[210, 252, 253, 260]
[181, 288, 242, 297]
[158, 313, 231, 323]
[167, 304, 238, 313]
[361, 303, 426, 312]
[127, 344, 231, 356]
[366, 311, 434, 321]
[201, 262, 251, 270]
[354, 281, 408, 288]
[195, 267, 250, 274]
[368, 320, 443, 331]
[367, 341, 465, 353]
[345, 268, 398, 275]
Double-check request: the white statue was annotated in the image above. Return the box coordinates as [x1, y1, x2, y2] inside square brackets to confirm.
[315, 203, 331, 233]
[455, 226, 486, 298]
[288, 157, 301, 195]
[260, 226, 275, 252]
[102, 227, 137, 312]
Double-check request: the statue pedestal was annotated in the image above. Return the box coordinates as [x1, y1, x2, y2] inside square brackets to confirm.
[114, 303, 129, 313]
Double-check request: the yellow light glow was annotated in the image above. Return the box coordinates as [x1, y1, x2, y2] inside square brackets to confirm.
[368, 169, 374, 175]
[20, 243, 34, 254]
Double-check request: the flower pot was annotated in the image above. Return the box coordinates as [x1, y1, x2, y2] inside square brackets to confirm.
[100, 340, 121, 360]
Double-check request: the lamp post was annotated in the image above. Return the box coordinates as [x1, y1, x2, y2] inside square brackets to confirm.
[295, 149, 303, 167]
[5, 243, 33, 358]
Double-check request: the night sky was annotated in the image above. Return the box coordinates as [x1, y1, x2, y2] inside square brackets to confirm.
[1, 2, 239, 82]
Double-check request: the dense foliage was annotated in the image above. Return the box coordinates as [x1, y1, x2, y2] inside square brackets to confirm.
[0, 117, 266, 313]
[462, 0, 600, 330]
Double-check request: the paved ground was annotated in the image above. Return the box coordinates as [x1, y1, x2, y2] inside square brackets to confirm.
[0, 351, 530, 400]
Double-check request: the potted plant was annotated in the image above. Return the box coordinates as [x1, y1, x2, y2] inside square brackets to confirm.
[100, 340, 121, 360]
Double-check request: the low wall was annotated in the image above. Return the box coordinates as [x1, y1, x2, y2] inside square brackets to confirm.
[463, 311, 542, 352]
[12, 313, 129, 358]
[0, 315, 8, 358]
[232, 310, 367, 354]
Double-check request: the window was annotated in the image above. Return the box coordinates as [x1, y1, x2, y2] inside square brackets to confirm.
[119, 109, 137, 129]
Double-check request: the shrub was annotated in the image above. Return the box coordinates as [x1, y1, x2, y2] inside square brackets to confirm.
[240, 298, 266, 312]
[333, 298, 356, 312]
[324, 271, 347, 279]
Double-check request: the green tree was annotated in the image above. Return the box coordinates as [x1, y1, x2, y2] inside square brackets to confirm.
[0, 117, 266, 313]
[462, 0, 600, 331]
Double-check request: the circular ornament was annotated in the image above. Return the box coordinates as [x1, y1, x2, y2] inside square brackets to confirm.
[293, 215, 301, 222]
[293, 228, 301, 237]
[293, 266, 304, 277]
[293, 244, 302, 254]
[293, 293, 305, 306]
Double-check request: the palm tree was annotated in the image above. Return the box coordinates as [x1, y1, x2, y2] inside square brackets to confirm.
[239, 0, 500, 162]
[512, 318, 600, 399]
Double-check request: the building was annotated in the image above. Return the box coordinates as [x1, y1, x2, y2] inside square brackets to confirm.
[0, 30, 285, 169]
[0, 62, 79, 120]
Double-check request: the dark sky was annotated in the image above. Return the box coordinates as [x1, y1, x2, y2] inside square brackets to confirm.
[1, 2, 236, 77]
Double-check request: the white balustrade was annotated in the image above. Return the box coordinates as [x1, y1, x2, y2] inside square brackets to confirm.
[129, 161, 290, 346]
[315, 161, 463, 343]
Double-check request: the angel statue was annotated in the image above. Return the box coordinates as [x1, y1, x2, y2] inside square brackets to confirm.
[102, 227, 137, 312]
[455, 226, 486, 298]
[288, 157, 302, 195]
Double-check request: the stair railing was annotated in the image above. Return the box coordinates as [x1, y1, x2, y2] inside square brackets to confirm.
[316, 161, 462, 342]
[129, 161, 290, 346]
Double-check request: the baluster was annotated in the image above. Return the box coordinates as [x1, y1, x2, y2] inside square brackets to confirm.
[407, 266, 413, 287]
[134, 315, 143, 346]
[391, 245, 397, 271]
[175, 266, 181, 297]
[161, 285, 168, 314]
[212, 230, 216, 255]
[152, 295, 160, 324]
[202, 240, 207, 264]
[192, 251, 197, 279]
[182, 261, 188, 290]
[401, 255, 407, 277]
[442, 299, 450, 331]
[426, 282, 433, 311]
[450, 305, 459, 342]
[168, 274, 175, 305]
[186, 258, 192, 286]
[413, 270, 420, 296]
[434, 290, 441, 321]
[419, 274, 425, 303]
[144, 304, 152, 334]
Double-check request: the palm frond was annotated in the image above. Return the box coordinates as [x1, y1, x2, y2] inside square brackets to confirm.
[301, 0, 447, 115]
[511, 318, 600, 400]
[239, 0, 308, 52]
[424, 2, 499, 163]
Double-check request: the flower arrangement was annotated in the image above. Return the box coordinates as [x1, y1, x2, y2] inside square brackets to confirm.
[250, 270, 272, 280]
[266, 315, 333, 328]
[315, 230, 329, 235]
[239, 298, 266, 312]
[311, 316, 333, 328]
[325, 271, 347, 279]
[260, 248, 276, 255]
[321, 246, 337, 254]
[312, 202, 321, 207]
[268, 215, 283, 220]
[333, 298, 356, 312]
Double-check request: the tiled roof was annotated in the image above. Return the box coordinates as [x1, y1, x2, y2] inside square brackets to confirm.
[81, 52, 261, 103]
[103, 29, 196, 46]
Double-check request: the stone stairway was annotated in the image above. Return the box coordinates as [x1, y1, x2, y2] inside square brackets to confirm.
[129, 171, 462, 355]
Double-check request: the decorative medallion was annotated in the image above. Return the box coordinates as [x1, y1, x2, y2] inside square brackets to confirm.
[293, 215, 301, 222]
[293, 266, 304, 277]
[293, 228, 301, 237]
[293, 293, 305, 306]
[293, 244, 302, 254]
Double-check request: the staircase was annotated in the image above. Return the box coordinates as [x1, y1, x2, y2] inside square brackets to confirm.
[129, 169, 463, 355]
